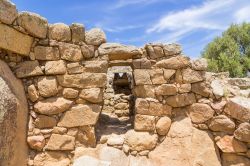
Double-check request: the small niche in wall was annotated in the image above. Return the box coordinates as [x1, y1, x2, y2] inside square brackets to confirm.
[113, 72, 131, 95]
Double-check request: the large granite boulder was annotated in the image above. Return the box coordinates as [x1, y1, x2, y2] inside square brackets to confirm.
[149, 116, 221, 166]
[0, 60, 28, 166]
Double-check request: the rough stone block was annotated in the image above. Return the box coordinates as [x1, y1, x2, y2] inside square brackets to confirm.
[34, 46, 60, 60]
[58, 104, 101, 127]
[16, 60, 43, 78]
[57, 73, 107, 88]
[0, 23, 33, 55]
[46, 134, 75, 150]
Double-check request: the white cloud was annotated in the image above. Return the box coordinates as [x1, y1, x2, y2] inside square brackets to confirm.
[102, 25, 142, 33]
[234, 6, 250, 23]
[147, 0, 250, 42]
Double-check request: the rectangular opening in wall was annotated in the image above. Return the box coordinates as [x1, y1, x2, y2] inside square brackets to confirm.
[96, 66, 135, 143]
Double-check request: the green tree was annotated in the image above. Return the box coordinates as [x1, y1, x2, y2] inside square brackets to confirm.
[202, 23, 250, 77]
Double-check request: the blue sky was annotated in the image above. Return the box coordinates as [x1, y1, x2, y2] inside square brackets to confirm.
[12, 0, 250, 58]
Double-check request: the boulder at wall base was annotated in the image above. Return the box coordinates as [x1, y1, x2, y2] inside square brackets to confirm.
[0, 60, 28, 166]
[33, 151, 71, 166]
[124, 130, 158, 151]
[149, 116, 221, 166]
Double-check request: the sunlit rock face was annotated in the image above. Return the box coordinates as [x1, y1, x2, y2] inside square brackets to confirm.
[0, 60, 28, 166]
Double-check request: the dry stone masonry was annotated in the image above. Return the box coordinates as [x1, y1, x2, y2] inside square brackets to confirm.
[0, 0, 250, 166]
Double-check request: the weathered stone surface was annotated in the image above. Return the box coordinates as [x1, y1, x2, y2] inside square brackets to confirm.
[98, 43, 142, 60]
[98, 146, 129, 165]
[234, 122, 250, 143]
[224, 97, 250, 122]
[63, 88, 79, 99]
[79, 88, 103, 103]
[28, 84, 39, 102]
[17, 12, 48, 38]
[178, 83, 191, 93]
[0, 23, 33, 55]
[222, 153, 250, 166]
[163, 43, 182, 56]
[155, 56, 190, 69]
[46, 134, 75, 150]
[67, 62, 84, 74]
[37, 76, 58, 97]
[52, 127, 67, 135]
[81, 43, 95, 59]
[208, 115, 235, 133]
[114, 103, 128, 110]
[156, 116, 171, 136]
[74, 156, 110, 166]
[45, 60, 67, 75]
[58, 104, 101, 127]
[216, 135, 247, 153]
[135, 98, 172, 116]
[134, 69, 152, 85]
[155, 84, 177, 96]
[85, 28, 106, 46]
[132, 58, 152, 69]
[189, 103, 214, 123]
[182, 68, 204, 83]
[211, 101, 227, 114]
[191, 82, 211, 97]
[163, 69, 176, 80]
[57, 73, 107, 88]
[149, 69, 166, 84]
[0, 60, 28, 166]
[145, 44, 164, 59]
[83, 61, 108, 73]
[227, 78, 250, 89]
[165, 93, 196, 107]
[34, 115, 57, 129]
[27, 135, 45, 151]
[191, 58, 208, 71]
[124, 130, 158, 151]
[34, 46, 60, 60]
[134, 85, 155, 98]
[49, 23, 71, 42]
[149, 117, 221, 166]
[175, 69, 183, 83]
[0, 0, 18, 24]
[59, 42, 83, 61]
[107, 134, 124, 146]
[77, 126, 96, 147]
[34, 97, 73, 115]
[16, 60, 43, 78]
[211, 80, 224, 99]
[134, 114, 155, 131]
[154, 45, 165, 59]
[73, 145, 133, 166]
[70, 23, 85, 44]
[34, 151, 71, 166]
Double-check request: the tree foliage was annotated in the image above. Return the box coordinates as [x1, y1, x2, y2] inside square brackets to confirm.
[202, 23, 250, 77]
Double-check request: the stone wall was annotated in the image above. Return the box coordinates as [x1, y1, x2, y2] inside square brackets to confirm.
[0, 0, 249, 166]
